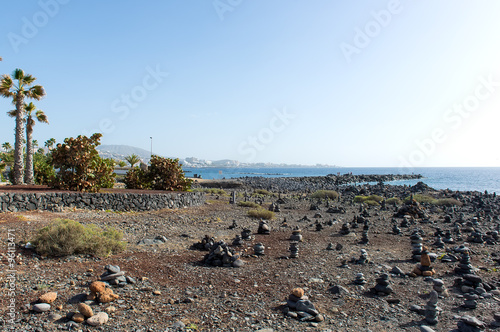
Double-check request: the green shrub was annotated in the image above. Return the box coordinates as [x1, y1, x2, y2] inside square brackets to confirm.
[386, 197, 402, 206]
[433, 198, 463, 206]
[238, 201, 261, 208]
[50, 133, 116, 192]
[124, 167, 150, 189]
[125, 155, 191, 191]
[354, 194, 384, 204]
[33, 151, 55, 185]
[363, 200, 380, 206]
[255, 189, 273, 196]
[311, 190, 339, 200]
[405, 194, 435, 204]
[248, 209, 274, 220]
[32, 219, 126, 257]
[149, 155, 192, 191]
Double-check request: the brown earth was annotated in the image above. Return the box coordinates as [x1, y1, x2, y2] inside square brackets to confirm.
[0, 184, 499, 331]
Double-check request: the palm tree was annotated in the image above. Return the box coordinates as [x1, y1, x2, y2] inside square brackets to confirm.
[0, 69, 45, 184]
[125, 154, 141, 167]
[44, 138, 56, 151]
[25, 103, 48, 184]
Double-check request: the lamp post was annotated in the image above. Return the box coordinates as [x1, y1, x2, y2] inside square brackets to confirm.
[150, 137, 153, 159]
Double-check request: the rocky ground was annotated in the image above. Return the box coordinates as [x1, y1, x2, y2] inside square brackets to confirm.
[0, 178, 499, 332]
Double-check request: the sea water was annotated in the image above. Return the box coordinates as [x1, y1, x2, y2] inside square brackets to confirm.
[183, 167, 500, 193]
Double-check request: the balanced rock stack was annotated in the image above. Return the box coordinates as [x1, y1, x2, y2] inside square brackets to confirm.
[253, 243, 265, 256]
[241, 228, 254, 241]
[462, 293, 479, 309]
[432, 279, 449, 297]
[443, 231, 455, 244]
[289, 242, 299, 258]
[355, 249, 369, 264]
[353, 273, 367, 285]
[411, 247, 435, 277]
[371, 273, 393, 296]
[283, 288, 324, 323]
[258, 219, 270, 234]
[191, 235, 215, 251]
[454, 251, 474, 274]
[457, 315, 486, 332]
[433, 235, 445, 249]
[290, 228, 303, 242]
[232, 234, 243, 246]
[339, 222, 351, 235]
[203, 240, 244, 267]
[100, 265, 135, 287]
[410, 230, 424, 261]
[392, 223, 401, 235]
[424, 290, 440, 325]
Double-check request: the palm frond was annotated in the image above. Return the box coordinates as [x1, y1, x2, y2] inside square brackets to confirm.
[35, 110, 49, 124]
[22, 74, 36, 85]
[28, 85, 46, 100]
[0, 75, 14, 97]
[13, 68, 25, 80]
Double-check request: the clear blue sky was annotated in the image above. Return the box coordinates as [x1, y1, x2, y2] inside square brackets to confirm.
[1, 0, 499, 167]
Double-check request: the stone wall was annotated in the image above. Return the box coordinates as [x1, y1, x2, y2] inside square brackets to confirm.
[0, 191, 205, 213]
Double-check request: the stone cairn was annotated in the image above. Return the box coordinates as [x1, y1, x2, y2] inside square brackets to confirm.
[241, 228, 254, 241]
[339, 222, 351, 235]
[462, 293, 479, 309]
[411, 246, 435, 277]
[353, 273, 367, 285]
[400, 216, 410, 228]
[191, 235, 215, 251]
[456, 315, 486, 332]
[232, 234, 243, 246]
[424, 290, 440, 326]
[290, 228, 303, 242]
[371, 273, 393, 296]
[360, 223, 369, 244]
[433, 235, 445, 249]
[203, 240, 244, 267]
[253, 243, 265, 256]
[454, 251, 474, 274]
[289, 242, 299, 258]
[432, 278, 449, 297]
[392, 223, 401, 235]
[468, 231, 484, 244]
[443, 230, 455, 244]
[410, 230, 424, 262]
[258, 219, 270, 235]
[283, 288, 324, 323]
[355, 249, 369, 264]
[100, 265, 136, 287]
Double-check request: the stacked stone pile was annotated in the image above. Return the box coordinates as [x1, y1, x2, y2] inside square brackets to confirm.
[203, 240, 244, 267]
[283, 288, 324, 323]
[100, 265, 136, 287]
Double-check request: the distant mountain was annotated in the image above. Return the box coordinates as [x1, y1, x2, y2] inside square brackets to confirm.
[97, 144, 337, 168]
[97, 145, 152, 162]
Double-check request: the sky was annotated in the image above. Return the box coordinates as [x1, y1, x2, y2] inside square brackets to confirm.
[1, 0, 500, 168]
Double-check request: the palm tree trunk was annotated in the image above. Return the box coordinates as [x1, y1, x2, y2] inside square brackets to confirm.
[13, 93, 25, 185]
[25, 124, 34, 184]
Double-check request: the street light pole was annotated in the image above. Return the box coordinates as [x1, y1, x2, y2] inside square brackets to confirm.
[150, 137, 153, 158]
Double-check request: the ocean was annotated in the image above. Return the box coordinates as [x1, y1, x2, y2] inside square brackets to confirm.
[183, 167, 500, 194]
